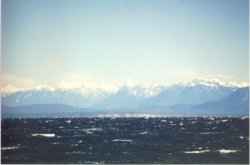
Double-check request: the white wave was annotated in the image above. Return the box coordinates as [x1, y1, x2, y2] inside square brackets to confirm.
[218, 149, 238, 154]
[199, 132, 220, 135]
[221, 119, 228, 123]
[239, 136, 244, 140]
[112, 139, 133, 143]
[241, 116, 249, 120]
[32, 133, 55, 138]
[138, 131, 148, 135]
[65, 120, 72, 124]
[184, 149, 210, 154]
[82, 128, 103, 134]
[2, 146, 19, 151]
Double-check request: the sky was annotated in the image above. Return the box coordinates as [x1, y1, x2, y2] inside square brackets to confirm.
[1, 0, 249, 90]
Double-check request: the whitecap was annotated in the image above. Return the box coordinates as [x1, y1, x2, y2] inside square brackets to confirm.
[65, 120, 72, 124]
[32, 133, 55, 138]
[218, 149, 238, 154]
[139, 131, 148, 135]
[82, 128, 103, 134]
[239, 136, 244, 140]
[112, 139, 133, 143]
[2, 146, 19, 151]
[184, 149, 210, 154]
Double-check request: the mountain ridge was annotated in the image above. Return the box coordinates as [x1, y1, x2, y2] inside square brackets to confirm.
[1, 82, 249, 117]
[2, 80, 240, 108]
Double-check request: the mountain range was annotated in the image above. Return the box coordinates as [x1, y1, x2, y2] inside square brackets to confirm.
[1, 79, 249, 117]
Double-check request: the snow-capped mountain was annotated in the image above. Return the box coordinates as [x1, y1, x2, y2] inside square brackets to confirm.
[2, 88, 111, 108]
[2, 79, 244, 110]
[146, 83, 236, 107]
[171, 87, 249, 116]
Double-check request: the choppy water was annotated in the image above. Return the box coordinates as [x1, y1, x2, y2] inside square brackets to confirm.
[2, 117, 249, 163]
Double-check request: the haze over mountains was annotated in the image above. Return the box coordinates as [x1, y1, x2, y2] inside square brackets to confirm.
[1, 79, 249, 118]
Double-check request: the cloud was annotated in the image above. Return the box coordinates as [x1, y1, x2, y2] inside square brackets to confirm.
[0, 73, 37, 93]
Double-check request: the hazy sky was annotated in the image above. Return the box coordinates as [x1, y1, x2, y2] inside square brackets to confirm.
[2, 0, 249, 89]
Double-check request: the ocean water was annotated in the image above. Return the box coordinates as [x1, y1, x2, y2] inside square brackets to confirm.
[1, 117, 249, 164]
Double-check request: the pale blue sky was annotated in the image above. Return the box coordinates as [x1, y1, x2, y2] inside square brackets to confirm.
[2, 0, 249, 87]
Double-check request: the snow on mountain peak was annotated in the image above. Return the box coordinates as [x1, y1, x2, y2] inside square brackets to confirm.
[1, 78, 248, 97]
[34, 85, 56, 92]
[178, 78, 248, 88]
